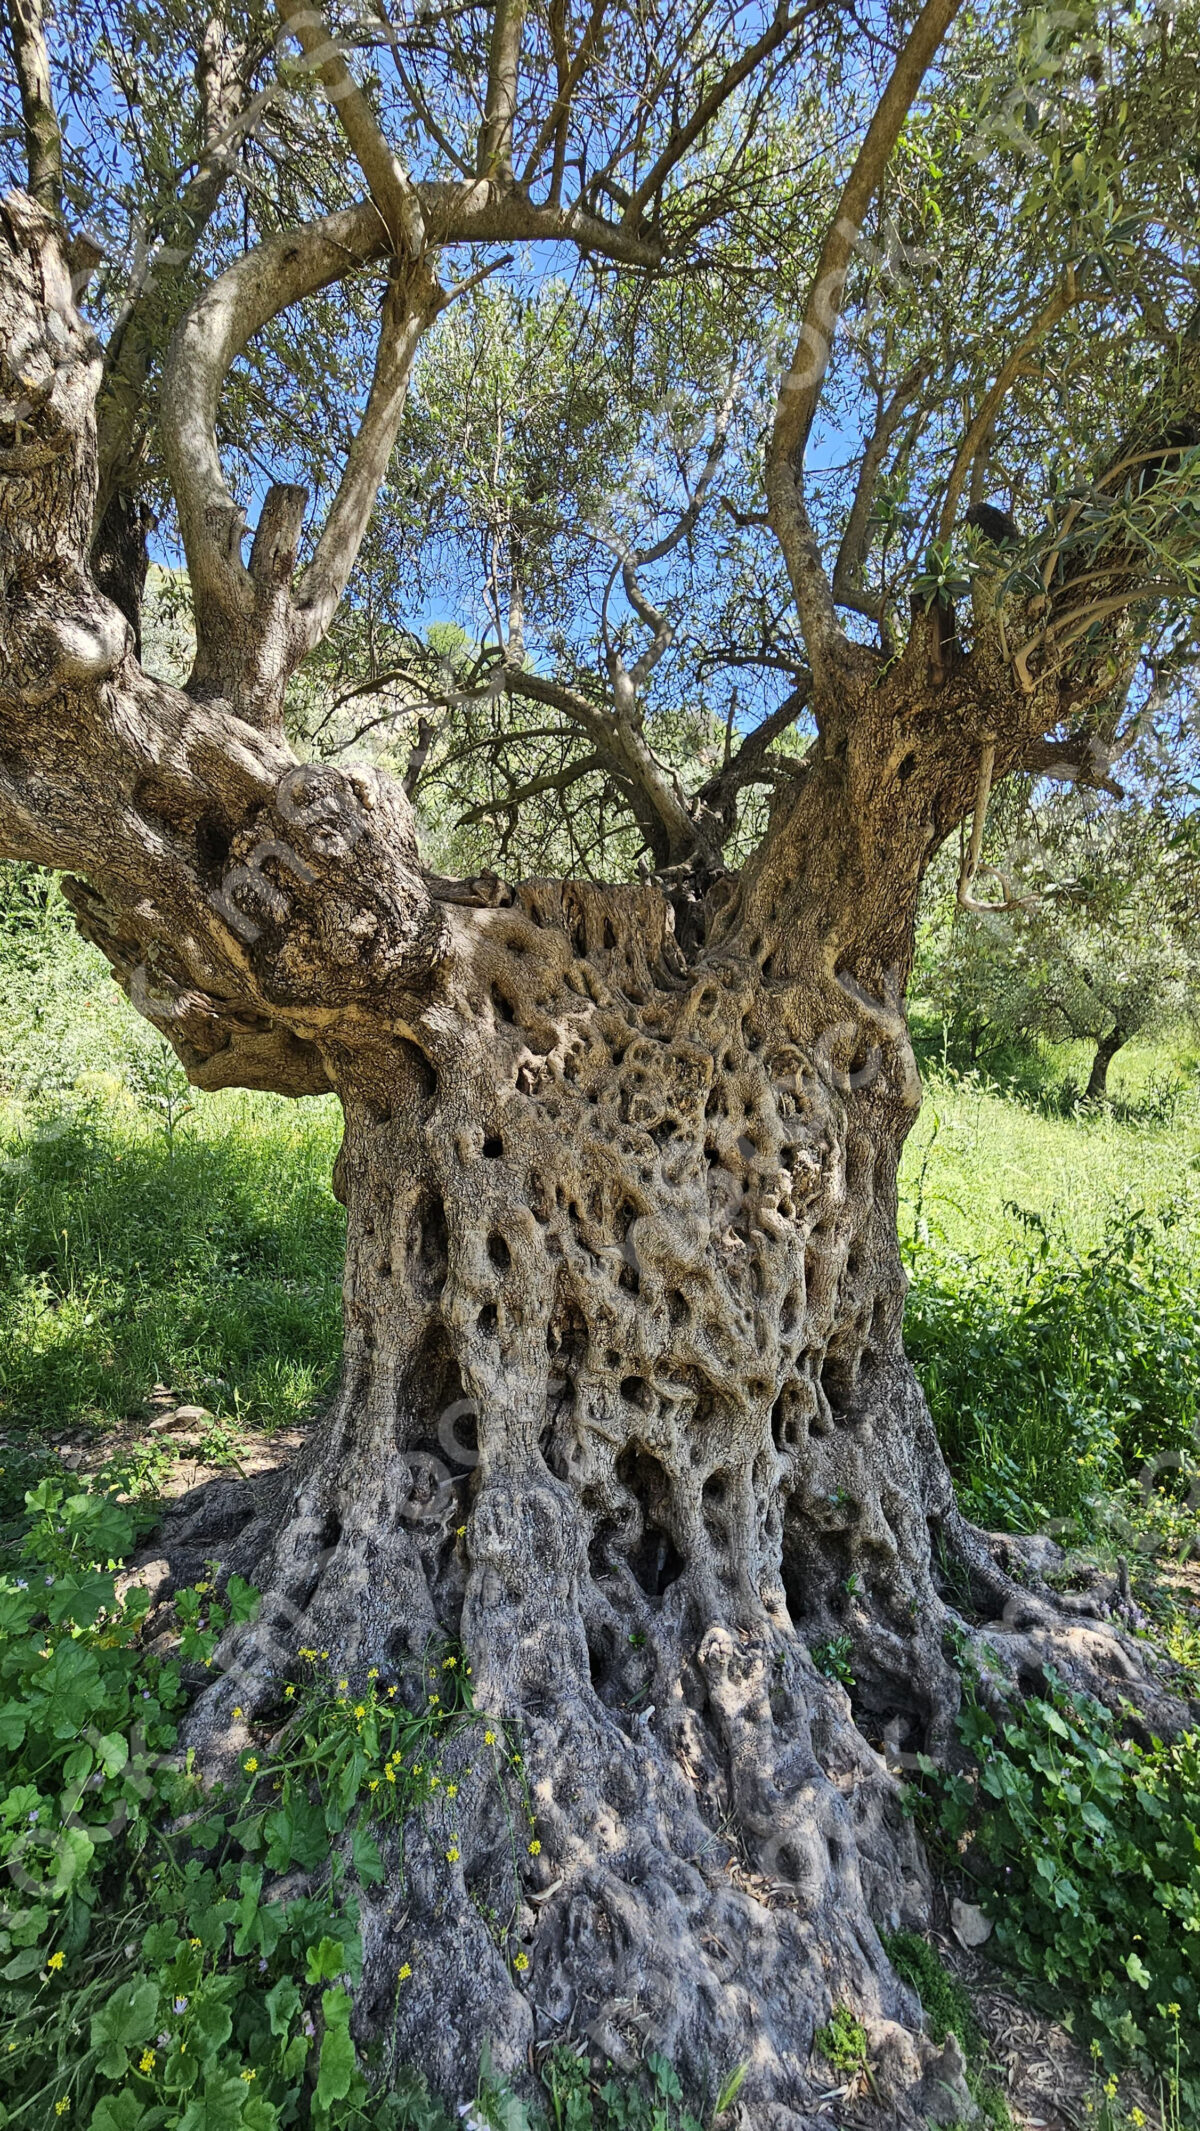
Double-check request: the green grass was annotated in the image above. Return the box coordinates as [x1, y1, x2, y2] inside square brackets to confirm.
[0, 1092, 344, 1436]
[899, 1047, 1200, 1533]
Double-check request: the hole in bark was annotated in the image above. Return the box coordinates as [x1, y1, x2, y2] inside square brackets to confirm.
[487, 1231, 511, 1273]
[702, 1470, 729, 1508]
[482, 1135, 503, 1158]
[616, 1447, 684, 1597]
[620, 1376, 652, 1411]
[491, 984, 516, 1024]
[666, 1288, 687, 1327]
[821, 1352, 856, 1409]
[413, 1192, 448, 1298]
[478, 1303, 499, 1336]
[897, 749, 917, 783]
[398, 1037, 437, 1102]
[603, 917, 618, 949]
[771, 1390, 791, 1450]
[194, 813, 231, 872]
[442, 1403, 478, 1467]
[618, 1261, 640, 1295]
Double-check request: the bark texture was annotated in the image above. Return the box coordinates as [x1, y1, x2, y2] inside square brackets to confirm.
[0, 190, 1189, 2129]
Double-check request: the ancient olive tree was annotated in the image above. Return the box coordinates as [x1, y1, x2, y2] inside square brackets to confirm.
[1, 0, 1198, 2114]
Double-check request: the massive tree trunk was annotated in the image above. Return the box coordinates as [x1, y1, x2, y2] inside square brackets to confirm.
[0, 189, 1186, 2129]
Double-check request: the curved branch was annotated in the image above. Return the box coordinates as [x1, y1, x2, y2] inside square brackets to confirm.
[765, 0, 962, 673]
[833, 357, 928, 613]
[294, 261, 443, 650]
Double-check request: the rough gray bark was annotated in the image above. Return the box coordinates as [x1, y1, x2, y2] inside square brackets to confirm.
[0, 189, 1188, 2129]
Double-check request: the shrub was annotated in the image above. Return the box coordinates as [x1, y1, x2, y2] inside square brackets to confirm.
[904, 1204, 1200, 1532]
[920, 1672, 1199, 2117]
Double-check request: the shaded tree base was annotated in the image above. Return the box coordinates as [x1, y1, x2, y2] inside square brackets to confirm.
[147, 1440, 1186, 2130]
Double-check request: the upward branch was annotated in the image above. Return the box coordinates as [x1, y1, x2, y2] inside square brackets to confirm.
[765, 0, 963, 681]
[3, 0, 62, 216]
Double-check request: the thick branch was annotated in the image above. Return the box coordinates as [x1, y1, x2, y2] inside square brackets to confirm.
[477, 0, 525, 180]
[0, 194, 447, 1095]
[294, 264, 442, 651]
[276, 0, 426, 257]
[94, 12, 251, 533]
[3, 0, 62, 216]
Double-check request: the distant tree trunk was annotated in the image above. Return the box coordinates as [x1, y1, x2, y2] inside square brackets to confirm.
[1085, 1027, 1125, 1100]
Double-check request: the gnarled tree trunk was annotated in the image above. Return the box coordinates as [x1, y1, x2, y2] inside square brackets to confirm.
[0, 189, 1185, 2131]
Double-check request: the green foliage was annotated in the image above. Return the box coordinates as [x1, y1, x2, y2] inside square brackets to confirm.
[536, 2045, 717, 2131]
[883, 1933, 983, 2055]
[915, 793, 1200, 1090]
[920, 1673, 1199, 2116]
[812, 2007, 867, 2077]
[904, 1201, 1199, 1532]
[810, 1636, 856, 1688]
[0, 1475, 397, 2129]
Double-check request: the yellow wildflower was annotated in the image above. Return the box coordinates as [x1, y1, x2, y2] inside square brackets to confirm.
[369, 1779, 380, 1792]
[47, 1951, 65, 1972]
[188, 1938, 202, 1949]
[428, 1692, 440, 1705]
[385, 1766, 396, 1783]
[429, 1776, 440, 1790]
[240, 2069, 256, 2082]
[319, 1650, 329, 1661]
[367, 1666, 379, 1679]
[387, 1685, 397, 1698]
[353, 1704, 366, 1719]
[446, 1846, 460, 1863]
[55, 2100, 71, 2116]
[284, 1684, 295, 1699]
[442, 1656, 457, 1669]
[513, 1953, 529, 1973]
[484, 1731, 496, 1746]
[138, 2050, 155, 2074]
[299, 1647, 317, 1660]
[528, 1839, 541, 1855]
[232, 1706, 243, 1719]
[244, 1756, 259, 1774]
[398, 1963, 412, 1980]
[446, 1783, 458, 1799]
